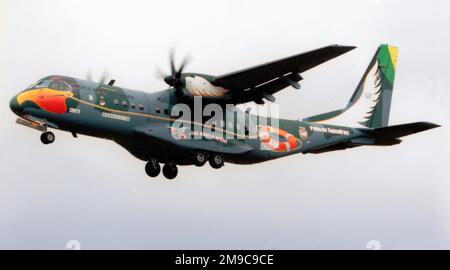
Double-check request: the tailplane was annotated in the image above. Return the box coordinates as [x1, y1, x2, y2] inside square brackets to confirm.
[304, 44, 398, 128]
[306, 122, 439, 154]
[367, 121, 440, 143]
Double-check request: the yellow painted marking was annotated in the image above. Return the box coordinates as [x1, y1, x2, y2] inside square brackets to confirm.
[388, 45, 399, 70]
[17, 88, 73, 105]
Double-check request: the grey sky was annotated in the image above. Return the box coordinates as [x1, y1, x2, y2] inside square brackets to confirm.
[0, 0, 449, 249]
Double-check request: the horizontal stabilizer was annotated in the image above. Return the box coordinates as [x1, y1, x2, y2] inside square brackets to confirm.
[306, 121, 439, 154]
[369, 121, 440, 139]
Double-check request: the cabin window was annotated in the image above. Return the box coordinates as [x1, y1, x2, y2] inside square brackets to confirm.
[155, 106, 160, 114]
[122, 100, 128, 107]
[236, 123, 242, 131]
[113, 99, 119, 105]
[220, 120, 225, 127]
[88, 94, 94, 101]
[131, 103, 136, 109]
[139, 104, 144, 111]
[163, 108, 169, 115]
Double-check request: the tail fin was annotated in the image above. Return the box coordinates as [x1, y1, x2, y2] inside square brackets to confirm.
[304, 44, 398, 128]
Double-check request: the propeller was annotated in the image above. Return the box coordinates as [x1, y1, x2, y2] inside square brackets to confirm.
[161, 49, 191, 94]
[99, 71, 110, 85]
[85, 70, 111, 85]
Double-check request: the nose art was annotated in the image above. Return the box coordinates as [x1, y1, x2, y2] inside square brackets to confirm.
[9, 95, 22, 115]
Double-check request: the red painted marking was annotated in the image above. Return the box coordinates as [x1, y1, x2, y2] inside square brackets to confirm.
[34, 95, 68, 114]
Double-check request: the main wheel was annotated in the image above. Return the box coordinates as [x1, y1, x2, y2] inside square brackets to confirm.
[209, 153, 224, 169]
[145, 159, 161, 177]
[40, 131, 55, 144]
[192, 150, 207, 167]
[162, 163, 178, 180]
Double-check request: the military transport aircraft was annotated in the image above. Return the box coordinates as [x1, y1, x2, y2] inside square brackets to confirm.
[9, 44, 439, 179]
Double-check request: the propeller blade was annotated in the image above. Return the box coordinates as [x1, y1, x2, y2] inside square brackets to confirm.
[85, 70, 93, 82]
[161, 48, 192, 92]
[169, 49, 176, 75]
[99, 71, 110, 85]
[155, 67, 167, 79]
[177, 55, 191, 78]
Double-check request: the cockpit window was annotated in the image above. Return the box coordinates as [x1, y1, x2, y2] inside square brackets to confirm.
[50, 81, 72, 91]
[27, 80, 52, 89]
[27, 79, 73, 91]
[58, 81, 71, 91]
[49, 81, 60, 90]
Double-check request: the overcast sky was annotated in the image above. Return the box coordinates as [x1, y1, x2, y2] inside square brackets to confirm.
[0, 0, 449, 249]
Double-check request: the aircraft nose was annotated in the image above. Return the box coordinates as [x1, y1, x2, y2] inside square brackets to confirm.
[9, 94, 22, 115]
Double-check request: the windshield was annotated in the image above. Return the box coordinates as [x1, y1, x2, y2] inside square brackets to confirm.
[50, 81, 72, 91]
[26, 79, 73, 92]
[27, 80, 52, 89]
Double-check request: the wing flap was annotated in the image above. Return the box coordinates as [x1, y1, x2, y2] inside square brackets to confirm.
[233, 73, 302, 104]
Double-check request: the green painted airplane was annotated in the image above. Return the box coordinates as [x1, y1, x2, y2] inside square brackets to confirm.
[9, 44, 439, 179]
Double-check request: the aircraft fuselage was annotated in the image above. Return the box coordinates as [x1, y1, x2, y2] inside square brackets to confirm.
[9, 75, 360, 166]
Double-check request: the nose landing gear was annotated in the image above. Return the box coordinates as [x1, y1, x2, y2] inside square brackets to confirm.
[40, 131, 55, 144]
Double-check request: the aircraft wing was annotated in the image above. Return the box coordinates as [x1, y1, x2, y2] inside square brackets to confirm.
[212, 45, 356, 104]
[132, 123, 253, 154]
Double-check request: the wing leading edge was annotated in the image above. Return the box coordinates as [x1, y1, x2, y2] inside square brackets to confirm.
[211, 44, 356, 104]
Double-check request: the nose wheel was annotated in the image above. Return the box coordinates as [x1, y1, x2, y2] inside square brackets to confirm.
[40, 131, 55, 144]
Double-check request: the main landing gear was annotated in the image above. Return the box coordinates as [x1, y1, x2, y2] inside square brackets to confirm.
[162, 163, 178, 180]
[192, 151, 224, 169]
[192, 150, 207, 167]
[209, 153, 224, 169]
[144, 152, 224, 180]
[40, 131, 55, 144]
[145, 159, 178, 180]
[145, 158, 161, 177]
